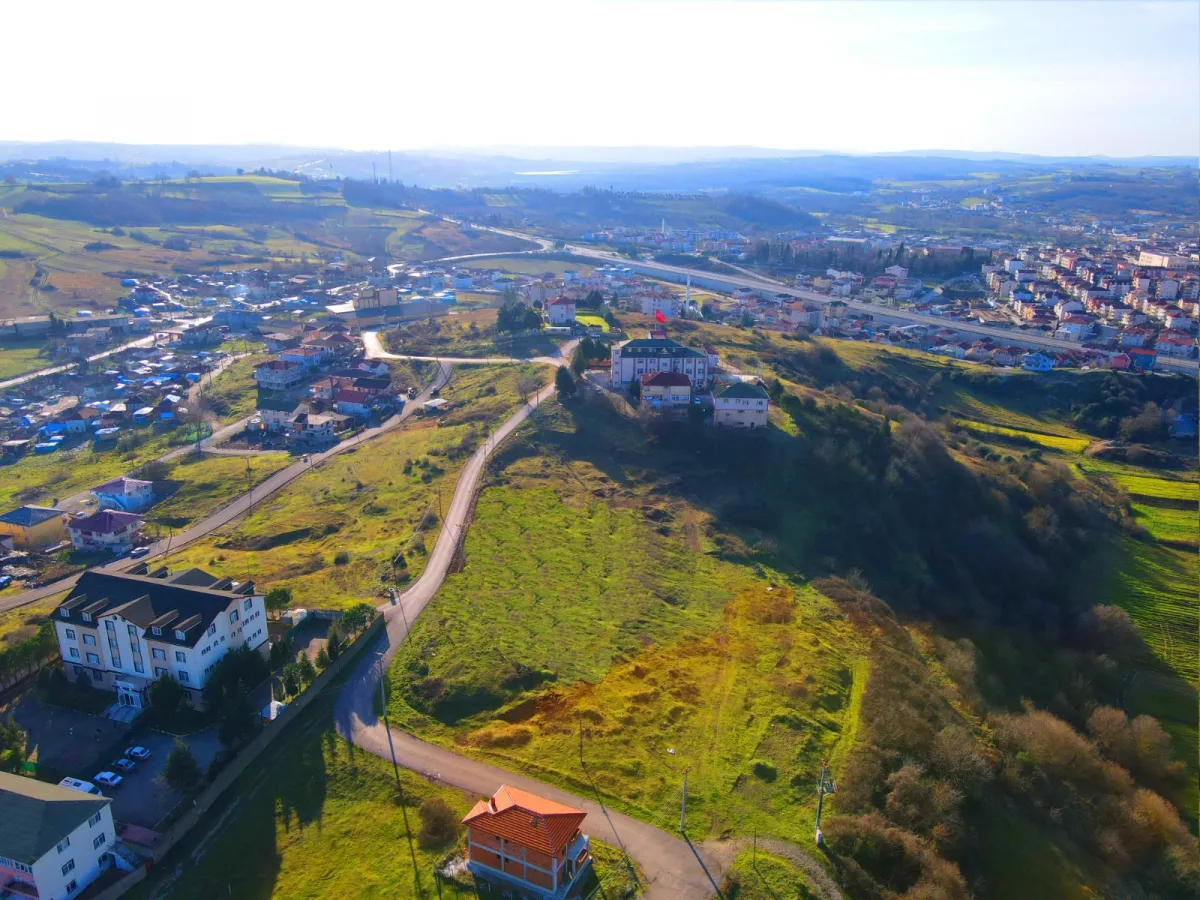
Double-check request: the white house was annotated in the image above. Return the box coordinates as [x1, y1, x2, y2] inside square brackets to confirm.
[640, 294, 680, 318]
[1021, 352, 1054, 372]
[53, 568, 268, 710]
[253, 360, 305, 390]
[90, 477, 155, 513]
[610, 336, 709, 388]
[713, 381, 770, 429]
[257, 398, 307, 432]
[66, 510, 143, 555]
[0, 771, 122, 900]
[545, 296, 576, 326]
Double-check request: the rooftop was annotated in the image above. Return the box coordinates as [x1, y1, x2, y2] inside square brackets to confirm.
[67, 510, 143, 534]
[0, 506, 61, 528]
[463, 785, 586, 856]
[0, 771, 111, 865]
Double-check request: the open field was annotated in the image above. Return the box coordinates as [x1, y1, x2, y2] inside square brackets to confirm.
[147, 452, 293, 529]
[388, 401, 864, 843]
[575, 313, 609, 332]
[722, 850, 817, 900]
[1130, 502, 1198, 547]
[952, 418, 1091, 453]
[1108, 540, 1197, 681]
[202, 353, 273, 423]
[0, 594, 61, 644]
[0, 338, 52, 381]
[164, 366, 545, 610]
[385, 311, 565, 360]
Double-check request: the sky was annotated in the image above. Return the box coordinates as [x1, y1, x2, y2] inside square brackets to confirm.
[4, 0, 1198, 158]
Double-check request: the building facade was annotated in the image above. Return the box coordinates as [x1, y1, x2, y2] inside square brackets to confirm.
[0, 506, 67, 550]
[53, 568, 268, 710]
[0, 772, 120, 900]
[713, 381, 770, 429]
[463, 785, 592, 899]
[66, 511, 143, 554]
[610, 336, 709, 388]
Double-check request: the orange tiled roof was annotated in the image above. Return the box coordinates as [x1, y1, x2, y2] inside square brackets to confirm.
[463, 785, 586, 855]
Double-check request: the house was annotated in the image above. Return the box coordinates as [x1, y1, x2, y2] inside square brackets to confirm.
[713, 381, 770, 429]
[280, 345, 327, 369]
[545, 296, 576, 326]
[640, 294, 679, 319]
[610, 336, 709, 388]
[0, 506, 66, 550]
[91, 477, 155, 513]
[263, 331, 302, 352]
[640, 371, 692, 407]
[334, 388, 374, 418]
[291, 411, 343, 445]
[66, 510, 144, 554]
[1127, 347, 1157, 371]
[253, 360, 305, 390]
[257, 397, 306, 432]
[0, 771, 121, 900]
[463, 785, 592, 899]
[1110, 352, 1133, 371]
[52, 567, 268, 710]
[1021, 352, 1054, 372]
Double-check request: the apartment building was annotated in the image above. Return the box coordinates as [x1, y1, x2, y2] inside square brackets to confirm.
[609, 335, 709, 387]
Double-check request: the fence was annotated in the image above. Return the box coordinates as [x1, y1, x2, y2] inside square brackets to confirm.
[90, 614, 385, 898]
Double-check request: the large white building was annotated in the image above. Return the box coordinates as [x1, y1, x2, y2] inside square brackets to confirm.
[0, 771, 120, 900]
[609, 335, 709, 388]
[545, 296, 576, 326]
[53, 567, 268, 710]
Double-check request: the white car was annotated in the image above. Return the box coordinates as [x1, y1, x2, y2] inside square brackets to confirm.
[94, 771, 123, 788]
[125, 746, 151, 761]
[112, 758, 136, 772]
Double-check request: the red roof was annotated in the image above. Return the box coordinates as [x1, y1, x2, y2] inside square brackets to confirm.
[463, 785, 586, 856]
[641, 371, 692, 388]
[335, 388, 372, 405]
[548, 296, 575, 307]
[67, 510, 143, 534]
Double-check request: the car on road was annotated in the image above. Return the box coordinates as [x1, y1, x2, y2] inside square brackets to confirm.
[407, 386, 417, 399]
[0, 575, 12, 589]
[125, 745, 151, 761]
[129, 547, 150, 559]
[112, 758, 136, 772]
[94, 771, 122, 788]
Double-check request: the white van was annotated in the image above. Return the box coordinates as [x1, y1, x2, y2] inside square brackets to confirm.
[58, 777, 101, 795]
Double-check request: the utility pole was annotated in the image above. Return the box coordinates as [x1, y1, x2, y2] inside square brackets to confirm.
[377, 661, 403, 790]
[679, 766, 689, 834]
[245, 457, 253, 514]
[814, 759, 835, 846]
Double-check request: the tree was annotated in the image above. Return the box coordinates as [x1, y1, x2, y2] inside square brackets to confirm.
[164, 739, 202, 792]
[629, 378, 642, 402]
[281, 663, 300, 696]
[579, 289, 605, 310]
[264, 587, 292, 619]
[341, 603, 374, 636]
[555, 366, 577, 398]
[315, 647, 332, 671]
[326, 627, 342, 662]
[516, 373, 541, 404]
[149, 675, 185, 721]
[297, 652, 317, 685]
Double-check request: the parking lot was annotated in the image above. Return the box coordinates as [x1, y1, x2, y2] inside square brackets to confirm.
[105, 727, 223, 828]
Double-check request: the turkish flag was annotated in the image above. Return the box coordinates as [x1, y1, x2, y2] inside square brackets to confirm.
[655, 309, 665, 323]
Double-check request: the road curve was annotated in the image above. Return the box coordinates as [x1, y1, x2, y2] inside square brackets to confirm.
[333, 377, 726, 899]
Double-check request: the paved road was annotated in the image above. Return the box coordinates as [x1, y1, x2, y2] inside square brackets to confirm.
[333, 373, 726, 899]
[0, 360, 455, 614]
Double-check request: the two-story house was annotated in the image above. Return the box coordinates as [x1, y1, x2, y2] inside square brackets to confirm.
[713, 381, 770, 429]
[66, 510, 143, 555]
[0, 771, 121, 900]
[0, 506, 66, 550]
[463, 785, 592, 899]
[253, 360, 305, 391]
[53, 568, 268, 711]
[640, 371, 692, 407]
[91, 477, 155, 513]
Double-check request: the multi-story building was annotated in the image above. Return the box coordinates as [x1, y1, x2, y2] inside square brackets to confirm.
[253, 360, 305, 390]
[713, 381, 771, 429]
[52, 567, 268, 711]
[610, 335, 708, 388]
[545, 297, 576, 326]
[463, 785, 591, 899]
[90, 477, 155, 513]
[65, 510, 143, 555]
[0, 771, 120, 900]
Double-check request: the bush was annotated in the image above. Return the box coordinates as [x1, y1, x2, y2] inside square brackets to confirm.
[416, 796, 459, 848]
[164, 739, 202, 792]
[333, 550, 350, 565]
[148, 675, 185, 721]
[751, 759, 778, 782]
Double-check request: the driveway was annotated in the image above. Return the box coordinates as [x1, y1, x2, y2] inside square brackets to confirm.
[105, 728, 223, 829]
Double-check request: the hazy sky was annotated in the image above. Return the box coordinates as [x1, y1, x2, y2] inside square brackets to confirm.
[5, 0, 1198, 157]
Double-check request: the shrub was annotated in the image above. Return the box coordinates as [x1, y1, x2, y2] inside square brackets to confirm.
[333, 550, 350, 565]
[164, 739, 202, 792]
[417, 796, 459, 848]
[751, 759, 778, 782]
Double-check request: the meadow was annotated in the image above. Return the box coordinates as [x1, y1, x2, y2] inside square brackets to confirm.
[388, 402, 864, 842]
[0, 338, 52, 381]
[147, 452, 293, 530]
[722, 849, 818, 900]
[163, 366, 545, 610]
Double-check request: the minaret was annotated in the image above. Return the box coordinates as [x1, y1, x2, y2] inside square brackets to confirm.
[684, 274, 691, 310]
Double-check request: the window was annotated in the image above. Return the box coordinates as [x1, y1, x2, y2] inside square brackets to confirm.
[229, 610, 239, 624]
[130, 638, 140, 651]
[60, 608, 70, 618]
[108, 638, 118, 650]
[86, 652, 100, 665]
[92, 670, 104, 682]
[57, 837, 71, 853]
[88, 811, 102, 827]
[83, 634, 96, 646]
[66, 880, 77, 893]
[111, 654, 122, 668]
[0, 856, 32, 874]
[151, 626, 162, 636]
[175, 651, 186, 662]
[93, 833, 107, 850]
[65, 628, 76, 640]
[82, 612, 91, 623]
[134, 660, 144, 674]
[69, 648, 80, 659]
[154, 667, 167, 678]
[152, 648, 166, 660]
[174, 630, 186, 641]
[207, 624, 217, 636]
[105, 620, 115, 634]
[244, 598, 253, 611]
[62, 858, 75, 876]
[178, 672, 189, 684]
[127, 623, 138, 636]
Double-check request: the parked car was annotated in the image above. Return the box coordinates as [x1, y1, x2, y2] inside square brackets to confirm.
[112, 758, 136, 773]
[94, 771, 122, 788]
[125, 746, 151, 761]
[58, 777, 100, 795]
[0, 576, 12, 589]
[407, 386, 417, 399]
[129, 547, 150, 559]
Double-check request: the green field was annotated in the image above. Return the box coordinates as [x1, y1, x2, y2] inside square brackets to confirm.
[953, 418, 1091, 453]
[575, 313, 609, 333]
[147, 452, 293, 530]
[0, 338, 51, 381]
[164, 366, 545, 610]
[0, 594, 62, 644]
[722, 849, 818, 900]
[388, 402, 864, 842]
[202, 353, 273, 423]
[1130, 502, 1198, 547]
[1109, 540, 1197, 681]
